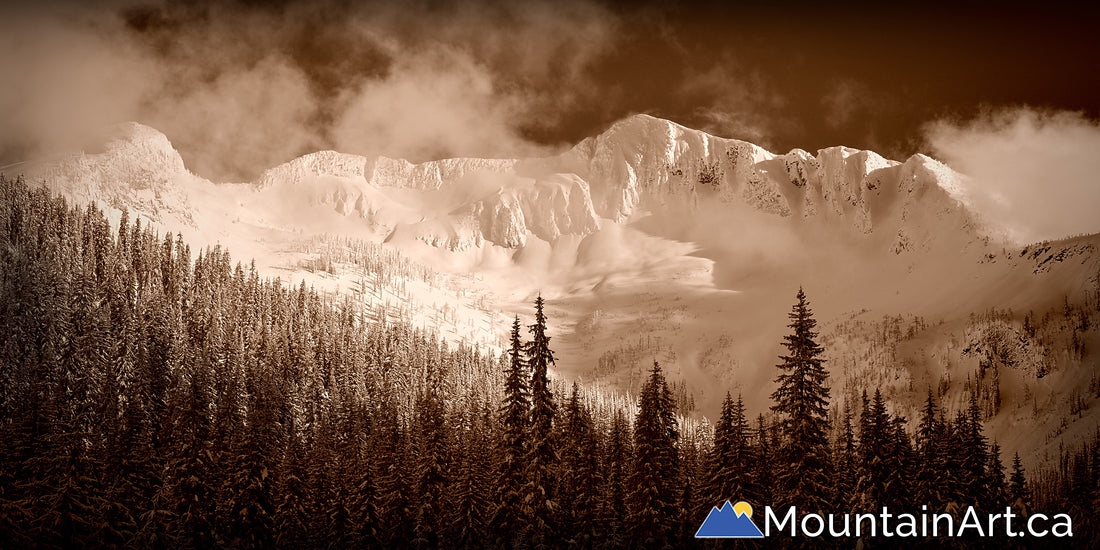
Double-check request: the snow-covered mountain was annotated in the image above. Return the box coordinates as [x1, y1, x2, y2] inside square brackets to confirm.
[15, 114, 1100, 469]
[17, 122, 196, 222]
[556, 115, 978, 250]
[238, 114, 982, 253]
[22, 115, 983, 254]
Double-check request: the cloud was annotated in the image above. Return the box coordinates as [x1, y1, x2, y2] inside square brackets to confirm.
[0, 0, 620, 181]
[0, 7, 160, 158]
[924, 108, 1100, 242]
[821, 79, 869, 129]
[330, 48, 545, 162]
[678, 64, 791, 148]
[149, 56, 321, 182]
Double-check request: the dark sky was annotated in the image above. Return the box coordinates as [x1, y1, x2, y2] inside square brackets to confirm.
[2, 0, 1099, 185]
[531, 0, 1100, 158]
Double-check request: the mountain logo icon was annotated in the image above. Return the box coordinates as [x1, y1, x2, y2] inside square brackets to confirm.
[695, 500, 766, 538]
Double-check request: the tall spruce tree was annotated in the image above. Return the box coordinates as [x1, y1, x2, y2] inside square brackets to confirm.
[601, 408, 632, 548]
[961, 390, 989, 506]
[676, 431, 703, 542]
[709, 393, 736, 504]
[628, 361, 679, 547]
[886, 414, 914, 507]
[558, 383, 600, 545]
[524, 295, 558, 545]
[493, 316, 529, 544]
[770, 288, 832, 512]
[709, 393, 754, 505]
[450, 396, 493, 549]
[858, 389, 891, 508]
[412, 371, 448, 548]
[834, 402, 857, 508]
[986, 441, 1008, 510]
[1009, 452, 1029, 509]
[915, 388, 944, 507]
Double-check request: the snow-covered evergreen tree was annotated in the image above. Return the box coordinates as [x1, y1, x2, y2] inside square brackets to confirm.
[771, 288, 832, 512]
[708, 392, 755, 505]
[834, 402, 857, 508]
[600, 408, 631, 548]
[754, 413, 775, 506]
[914, 388, 944, 507]
[524, 295, 558, 546]
[986, 441, 1008, 510]
[558, 383, 601, 545]
[961, 390, 990, 506]
[1009, 452, 1029, 509]
[628, 361, 679, 547]
[492, 316, 529, 544]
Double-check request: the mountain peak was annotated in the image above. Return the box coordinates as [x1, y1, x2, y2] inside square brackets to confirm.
[19, 116, 987, 253]
[597, 113, 716, 144]
[62, 121, 188, 181]
[20, 120, 193, 224]
[256, 150, 370, 188]
[607, 112, 677, 131]
[102, 121, 173, 147]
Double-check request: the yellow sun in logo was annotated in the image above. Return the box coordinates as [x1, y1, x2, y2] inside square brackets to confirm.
[733, 501, 753, 518]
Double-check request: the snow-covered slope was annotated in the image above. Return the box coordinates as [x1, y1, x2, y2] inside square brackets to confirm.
[16, 115, 1098, 472]
[554, 115, 982, 253]
[18, 116, 984, 256]
[241, 114, 982, 254]
[10, 116, 1010, 375]
[253, 149, 600, 250]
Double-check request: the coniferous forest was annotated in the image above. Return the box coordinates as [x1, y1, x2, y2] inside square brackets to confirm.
[1, 174, 1098, 548]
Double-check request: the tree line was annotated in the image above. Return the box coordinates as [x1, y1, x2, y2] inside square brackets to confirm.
[0, 174, 1095, 548]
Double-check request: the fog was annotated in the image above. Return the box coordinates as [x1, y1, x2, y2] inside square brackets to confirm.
[2, 1, 1096, 245]
[0, 0, 618, 181]
[925, 107, 1100, 243]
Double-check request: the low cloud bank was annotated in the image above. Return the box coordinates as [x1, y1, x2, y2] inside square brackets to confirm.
[925, 108, 1100, 242]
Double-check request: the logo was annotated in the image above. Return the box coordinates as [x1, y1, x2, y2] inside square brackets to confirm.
[696, 501, 1074, 539]
[695, 500, 765, 538]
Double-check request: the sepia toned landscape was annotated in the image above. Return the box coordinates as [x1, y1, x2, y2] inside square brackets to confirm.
[2, 0, 1098, 548]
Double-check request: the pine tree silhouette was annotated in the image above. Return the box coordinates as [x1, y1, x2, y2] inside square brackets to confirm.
[915, 388, 944, 508]
[709, 392, 755, 505]
[558, 383, 601, 545]
[628, 361, 679, 547]
[493, 316, 529, 544]
[961, 391, 989, 506]
[886, 414, 914, 507]
[1009, 452, 1029, 510]
[524, 295, 558, 546]
[986, 441, 1008, 510]
[708, 392, 736, 504]
[770, 287, 832, 512]
[833, 401, 857, 508]
[451, 396, 493, 549]
[413, 367, 448, 548]
[753, 413, 775, 506]
[601, 408, 632, 548]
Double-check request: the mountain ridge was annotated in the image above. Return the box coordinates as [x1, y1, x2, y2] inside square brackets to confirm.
[22, 114, 987, 254]
[9, 115, 1100, 473]
[254, 113, 980, 243]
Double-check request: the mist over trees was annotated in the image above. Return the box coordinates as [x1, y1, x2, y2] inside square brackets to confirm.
[0, 175, 1095, 548]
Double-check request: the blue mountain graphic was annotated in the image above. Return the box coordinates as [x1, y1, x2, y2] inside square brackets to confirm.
[695, 501, 765, 538]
